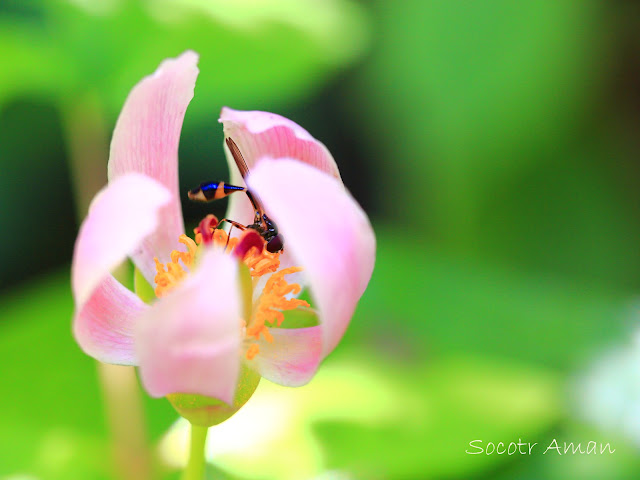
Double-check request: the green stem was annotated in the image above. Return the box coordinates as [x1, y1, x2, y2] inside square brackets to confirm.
[59, 91, 109, 218]
[97, 364, 151, 480]
[60, 93, 151, 479]
[181, 424, 209, 480]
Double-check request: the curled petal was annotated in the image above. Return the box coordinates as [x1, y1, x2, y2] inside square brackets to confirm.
[71, 173, 170, 364]
[220, 107, 340, 179]
[136, 249, 242, 403]
[72, 173, 172, 307]
[108, 51, 199, 281]
[247, 160, 376, 357]
[220, 107, 341, 225]
[251, 326, 322, 386]
[73, 275, 147, 365]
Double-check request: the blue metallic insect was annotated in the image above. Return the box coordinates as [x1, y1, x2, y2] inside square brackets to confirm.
[188, 137, 284, 253]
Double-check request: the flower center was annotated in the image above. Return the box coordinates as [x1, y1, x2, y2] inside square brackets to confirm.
[154, 227, 281, 299]
[153, 222, 310, 360]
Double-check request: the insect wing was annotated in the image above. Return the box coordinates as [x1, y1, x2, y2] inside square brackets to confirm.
[225, 137, 269, 219]
[225, 137, 250, 179]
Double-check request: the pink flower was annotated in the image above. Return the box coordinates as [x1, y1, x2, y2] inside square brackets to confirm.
[71, 51, 375, 415]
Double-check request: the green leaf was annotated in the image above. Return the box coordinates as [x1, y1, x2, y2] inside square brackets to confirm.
[347, 228, 632, 370]
[346, 1, 640, 287]
[353, 0, 606, 216]
[0, 269, 177, 475]
[0, 271, 106, 475]
[491, 424, 640, 480]
[313, 354, 561, 479]
[0, 0, 370, 113]
[0, 20, 77, 105]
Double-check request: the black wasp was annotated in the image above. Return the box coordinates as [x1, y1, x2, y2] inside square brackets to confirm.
[188, 137, 284, 253]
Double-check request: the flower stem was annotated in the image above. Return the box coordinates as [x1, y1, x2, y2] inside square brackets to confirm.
[59, 91, 109, 218]
[98, 364, 151, 480]
[181, 424, 209, 480]
[60, 93, 151, 479]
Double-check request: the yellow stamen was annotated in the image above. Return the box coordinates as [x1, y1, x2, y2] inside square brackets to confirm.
[246, 344, 260, 360]
[245, 267, 310, 359]
[154, 234, 198, 298]
[244, 249, 281, 277]
[171, 235, 198, 266]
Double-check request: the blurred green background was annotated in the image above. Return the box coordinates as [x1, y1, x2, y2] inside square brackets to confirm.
[2, 0, 640, 479]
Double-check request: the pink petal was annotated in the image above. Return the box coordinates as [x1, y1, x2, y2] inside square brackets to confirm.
[73, 275, 147, 365]
[251, 326, 322, 386]
[108, 51, 199, 281]
[247, 160, 376, 357]
[219, 107, 341, 226]
[219, 107, 340, 179]
[71, 173, 170, 364]
[72, 173, 172, 307]
[136, 249, 242, 402]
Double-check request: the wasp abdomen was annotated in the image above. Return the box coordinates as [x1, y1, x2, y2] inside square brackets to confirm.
[188, 182, 245, 202]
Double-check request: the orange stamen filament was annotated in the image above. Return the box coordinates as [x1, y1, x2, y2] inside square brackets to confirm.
[244, 267, 310, 358]
[246, 344, 260, 360]
[154, 234, 198, 298]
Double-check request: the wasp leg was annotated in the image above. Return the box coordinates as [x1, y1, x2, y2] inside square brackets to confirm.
[218, 218, 248, 251]
[218, 218, 247, 232]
